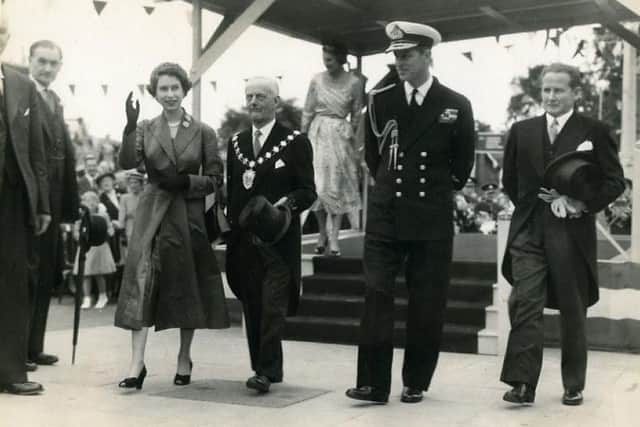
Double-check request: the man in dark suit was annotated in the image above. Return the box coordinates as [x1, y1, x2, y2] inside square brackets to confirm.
[346, 21, 475, 404]
[27, 39, 79, 367]
[0, 9, 51, 395]
[500, 63, 625, 406]
[225, 76, 316, 393]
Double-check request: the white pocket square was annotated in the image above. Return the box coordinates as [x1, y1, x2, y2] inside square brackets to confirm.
[23, 108, 30, 116]
[274, 159, 286, 169]
[577, 140, 593, 151]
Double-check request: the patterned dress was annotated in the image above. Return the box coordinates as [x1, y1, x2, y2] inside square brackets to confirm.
[302, 71, 364, 216]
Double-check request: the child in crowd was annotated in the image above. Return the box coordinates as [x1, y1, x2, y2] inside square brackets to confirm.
[74, 191, 116, 309]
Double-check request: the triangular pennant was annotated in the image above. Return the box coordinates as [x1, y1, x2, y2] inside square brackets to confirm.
[101, 84, 108, 96]
[143, 6, 154, 15]
[68, 84, 76, 95]
[137, 84, 145, 96]
[93, 0, 107, 15]
[210, 81, 217, 91]
[495, 34, 500, 44]
[462, 51, 473, 62]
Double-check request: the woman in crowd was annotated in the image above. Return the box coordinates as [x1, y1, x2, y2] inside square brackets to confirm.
[75, 191, 115, 310]
[301, 42, 364, 256]
[97, 171, 122, 299]
[115, 62, 229, 390]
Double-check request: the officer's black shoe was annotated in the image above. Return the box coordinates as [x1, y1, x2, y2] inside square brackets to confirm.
[25, 361, 38, 372]
[32, 352, 59, 365]
[562, 390, 583, 406]
[503, 383, 535, 405]
[0, 381, 43, 395]
[345, 386, 388, 403]
[400, 386, 423, 403]
[246, 375, 271, 393]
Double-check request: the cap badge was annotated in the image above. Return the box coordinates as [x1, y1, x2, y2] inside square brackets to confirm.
[389, 24, 404, 40]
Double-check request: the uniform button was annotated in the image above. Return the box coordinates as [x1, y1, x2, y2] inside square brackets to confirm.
[399, 152, 405, 158]
[420, 151, 427, 157]
[397, 164, 403, 171]
[419, 165, 426, 170]
[395, 178, 402, 184]
[395, 191, 402, 198]
[420, 177, 426, 183]
[419, 191, 426, 197]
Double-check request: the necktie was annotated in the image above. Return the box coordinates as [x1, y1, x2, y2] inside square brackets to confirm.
[253, 129, 262, 158]
[42, 89, 55, 112]
[409, 88, 419, 110]
[548, 118, 559, 144]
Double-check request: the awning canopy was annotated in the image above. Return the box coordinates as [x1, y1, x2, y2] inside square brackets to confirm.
[190, 0, 639, 56]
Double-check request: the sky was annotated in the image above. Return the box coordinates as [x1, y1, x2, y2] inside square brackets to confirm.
[0, 0, 600, 139]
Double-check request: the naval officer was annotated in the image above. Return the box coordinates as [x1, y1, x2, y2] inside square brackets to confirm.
[346, 21, 476, 404]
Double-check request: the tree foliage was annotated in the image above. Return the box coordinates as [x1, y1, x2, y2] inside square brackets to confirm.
[507, 27, 622, 132]
[217, 98, 303, 156]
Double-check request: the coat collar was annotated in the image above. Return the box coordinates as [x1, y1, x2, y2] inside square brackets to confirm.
[148, 109, 198, 165]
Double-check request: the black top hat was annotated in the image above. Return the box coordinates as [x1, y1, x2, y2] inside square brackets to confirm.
[95, 171, 116, 186]
[238, 196, 291, 245]
[78, 208, 109, 248]
[544, 150, 603, 201]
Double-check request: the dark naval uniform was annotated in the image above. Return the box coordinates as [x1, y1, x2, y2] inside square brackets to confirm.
[28, 85, 79, 361]
[357, 77, 475, 396]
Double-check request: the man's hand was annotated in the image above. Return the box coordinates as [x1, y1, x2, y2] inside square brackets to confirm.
[550, 196, 586, 219]
[565, 197, 586, 218]
[35, 214, 52, 235]
[538, 187, 561, 203]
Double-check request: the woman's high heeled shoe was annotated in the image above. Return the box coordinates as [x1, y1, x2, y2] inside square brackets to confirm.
[118, 365, 147, 390]
[174, 360, 193, 386]
[314, 236, 328, 255]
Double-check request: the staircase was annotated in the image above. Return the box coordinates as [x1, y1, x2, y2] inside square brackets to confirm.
[284, 256, 496, 353]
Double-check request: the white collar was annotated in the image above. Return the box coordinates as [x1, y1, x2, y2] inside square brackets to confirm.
[404, 76, 433, 106]
[546, 109, 573, 132]
[252, 119, 276, 141]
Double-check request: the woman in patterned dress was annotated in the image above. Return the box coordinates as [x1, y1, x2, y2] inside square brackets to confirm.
[301, 42, 364, 256]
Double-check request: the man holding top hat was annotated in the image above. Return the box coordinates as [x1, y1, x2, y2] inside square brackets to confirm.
[500, 63, 625, 406]
[346, 21, 475, 403]
[224, 76, 316, 393]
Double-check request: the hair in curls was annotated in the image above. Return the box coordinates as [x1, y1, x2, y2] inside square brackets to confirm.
[322, 42, 348, 65]
[147, 62, 192, 97]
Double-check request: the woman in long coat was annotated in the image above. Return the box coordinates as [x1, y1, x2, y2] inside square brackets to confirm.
[115, 63, 229, 389]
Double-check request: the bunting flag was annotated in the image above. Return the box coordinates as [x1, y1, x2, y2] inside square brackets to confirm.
[68, 84, 76, 95]
[572, 40, 586, 58]
[495, 34, 500, 43]
[101, 84, 108, 96]
[137, 84, 146, 96]
[504, 44, 514, 51]
[93, 0, 107, 15]
[210, 81, 217, 91]
[462, 51, 473, 62]
[143, 6, 154, 15]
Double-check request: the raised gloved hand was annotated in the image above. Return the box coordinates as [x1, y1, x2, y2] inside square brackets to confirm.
[124, 91, 140, 135]
[157, 175, 189, 192]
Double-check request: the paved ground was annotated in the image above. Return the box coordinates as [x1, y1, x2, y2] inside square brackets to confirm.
[1, 301, 638, 427]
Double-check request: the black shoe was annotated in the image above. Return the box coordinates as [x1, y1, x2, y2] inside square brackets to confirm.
[1, 381, 44, 395]
[25, 361, 38, 372]
[246, 375, 271, 393]
[345, 386, 388, 403]
[314, 236, 327, 254]
[32, 352, 59, 365]
[400, 386, 423, 403]
[174, 361, 193, 386]
[503, 383, 535, 405]
[562, 390, 583, 406]
[118, 365, 147, 390]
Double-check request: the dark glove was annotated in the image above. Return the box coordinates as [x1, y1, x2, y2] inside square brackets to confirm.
[124, 91, 140, 135]
[157, 175, 190, 192]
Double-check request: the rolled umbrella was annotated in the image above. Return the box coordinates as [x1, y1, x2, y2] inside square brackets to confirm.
[72, 206, 108, 364]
